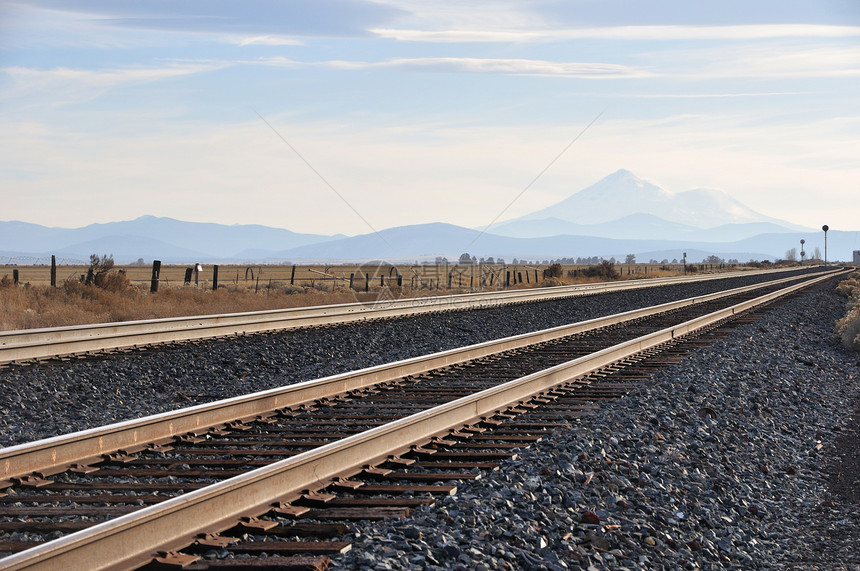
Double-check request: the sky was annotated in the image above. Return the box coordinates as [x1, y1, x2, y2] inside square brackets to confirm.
[1, 0, 859, 236]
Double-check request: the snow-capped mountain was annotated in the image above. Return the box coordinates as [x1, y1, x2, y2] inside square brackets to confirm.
[498, 169, 809, 237]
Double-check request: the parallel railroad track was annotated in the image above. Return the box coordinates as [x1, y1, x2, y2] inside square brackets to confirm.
[0, 268, 820, 367]
[0, 267, 848, 570]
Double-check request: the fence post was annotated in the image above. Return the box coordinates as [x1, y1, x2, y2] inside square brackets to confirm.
[184, 268, 193, 285]
[13, 269, 19, 285]
[505, 271, 510, 287]
[50, 255, 56, 287]
[349, 273, 354, 289]
[290, 265, 296, 285]
[365, 273, 369, 292]
[150, 260, 161, 293]
[213, 265, 219, 291]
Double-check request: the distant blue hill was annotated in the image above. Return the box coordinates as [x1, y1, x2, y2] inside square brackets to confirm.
[490, 213, 801, 243]
[267, 222, 856, 263]
[0, 216, 341, 263]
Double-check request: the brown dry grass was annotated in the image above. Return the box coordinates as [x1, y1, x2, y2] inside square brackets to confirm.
[0, 262, 723, 331]
[0, 280, 363, 331]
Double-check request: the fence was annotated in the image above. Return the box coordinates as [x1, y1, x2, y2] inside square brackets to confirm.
[1, 258, 738, 293]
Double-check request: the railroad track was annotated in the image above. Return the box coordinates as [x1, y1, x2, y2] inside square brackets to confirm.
[0, 267, 817, 367]
[0, 267, 847, 570]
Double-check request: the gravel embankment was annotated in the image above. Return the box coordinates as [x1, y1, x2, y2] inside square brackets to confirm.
[327, 281, 860, 570]
[0, 269, 820, 447]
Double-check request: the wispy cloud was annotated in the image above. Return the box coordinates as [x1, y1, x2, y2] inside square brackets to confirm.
[254, 57, 304, 68]
[257, 56, 651, 78]
[1, 63, 227, 105]
[234, 35, 304, 47]
[5, 0, 405, 42]
[664, 43, 860, 79]
[373, 24, 860, 43]
[3, 64, 222, 85]
[257, 44, 860, 80]
[613, 91, 813, 99]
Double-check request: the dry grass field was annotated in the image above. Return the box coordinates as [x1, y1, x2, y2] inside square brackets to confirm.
[2, 261, 687, 290]
[0, 260, 724, 331]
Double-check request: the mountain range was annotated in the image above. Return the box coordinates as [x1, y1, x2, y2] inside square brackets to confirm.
[1, 170, 856, 264]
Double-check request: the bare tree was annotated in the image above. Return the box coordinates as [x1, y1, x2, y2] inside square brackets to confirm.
[785, 248, 797, 262]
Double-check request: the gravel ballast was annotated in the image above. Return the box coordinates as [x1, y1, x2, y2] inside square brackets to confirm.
[328, 281, 860, 570]
[0, 269, 823, 447]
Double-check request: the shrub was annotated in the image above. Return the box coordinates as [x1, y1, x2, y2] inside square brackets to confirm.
[838, 308, 860, 350]
[835, 274, 860, 299]
[582, 261, 619, 280]
[543, 263, 563, 279]
[61, 277, 86, 296]
[836, 271, 860, 350]
[82, 254, 131, 292]
[99, 270, 131, 292]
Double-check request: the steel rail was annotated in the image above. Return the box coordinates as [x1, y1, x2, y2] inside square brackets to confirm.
[0, 270, 831, 485]
[0, 269, 844, 571]
[0, 267, 810, 366]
